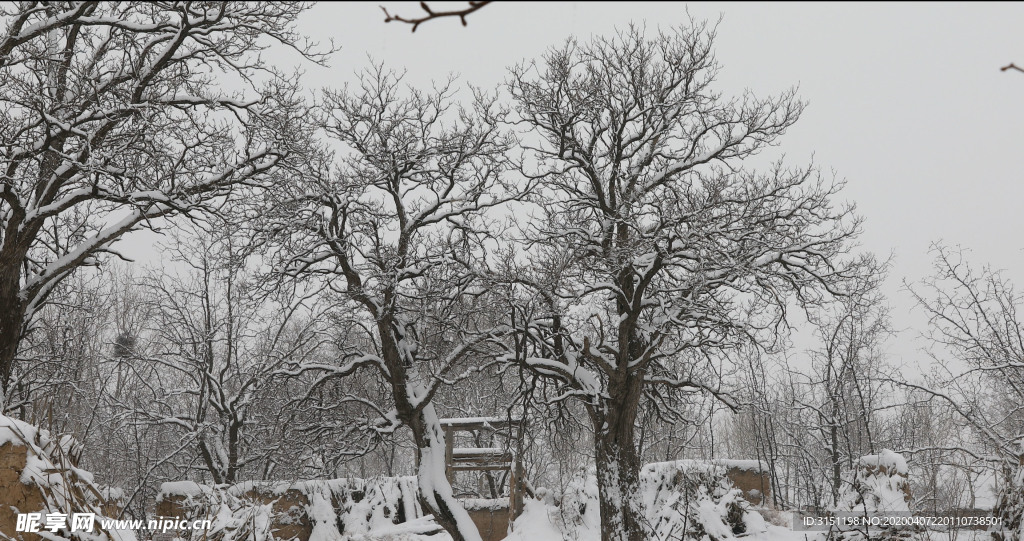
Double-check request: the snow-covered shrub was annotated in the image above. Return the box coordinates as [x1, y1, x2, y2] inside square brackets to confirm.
[156, 482, 264, 541]
[993, 464, 1024, 541]
[641, 461, 766, 541]
[507, 472, 600, 541]
[833, 450, 916, 541]
[506, 462, 766, 541]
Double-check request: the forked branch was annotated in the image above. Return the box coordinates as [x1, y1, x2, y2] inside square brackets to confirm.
[381, 1, 491, 32]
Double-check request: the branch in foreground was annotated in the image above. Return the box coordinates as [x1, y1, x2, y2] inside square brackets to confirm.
[381, 1, 491, 32]
[1001, 63, 1024, 74]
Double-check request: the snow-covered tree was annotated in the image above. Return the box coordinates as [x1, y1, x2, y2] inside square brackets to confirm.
[505, 23, 864, 541]
[905, 245, 1024, 540]
[793, 275, 896, 510]
[266, 67, 521, 541]
[127, 223, 331, 486]
[0, 2, 321, 404]
[995, 463, 1024, 541]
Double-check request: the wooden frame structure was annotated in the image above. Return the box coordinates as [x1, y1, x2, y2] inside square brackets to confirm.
[439, 416, 525, 518]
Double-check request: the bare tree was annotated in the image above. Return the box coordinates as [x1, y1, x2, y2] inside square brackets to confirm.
[505, 24, 863, 541]
[8, 263, 177, 517]
[904, 244, 1024, 540]
[0, 2, 322, 403]
[791, 273, 895, 509]
[717, 349, 790, 508]
[13, 228, 364, 516]
[126, 223, 330, 486]
[267, 67, 520, 541]
[895, 391, 973, 516]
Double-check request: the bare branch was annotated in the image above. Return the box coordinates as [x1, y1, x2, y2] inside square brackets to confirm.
[381, 1, 491, 32]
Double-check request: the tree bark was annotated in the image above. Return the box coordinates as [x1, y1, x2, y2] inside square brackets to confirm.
[380, 323, 482, 541]
[592, 372, 646, 541]
[406, 402, 483, 541]
[0, 261, 27, 400]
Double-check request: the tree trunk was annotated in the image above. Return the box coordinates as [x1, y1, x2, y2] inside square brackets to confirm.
[407, 402, 483, 541]
[378, 320, 481, 541]
[0, 263, 26, 402]
[594, 432, 645, 541]
[0, 141, 65, 401]
[830, 415, 841, 507]
[593, 373, 646, 541]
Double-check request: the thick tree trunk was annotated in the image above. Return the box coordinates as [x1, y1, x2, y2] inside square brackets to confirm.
[594, 433, 645, 541]
[379, 322, 481, 541]
[0, 263, 26, 401]
[0, 147, 58, 402]
[593, 373, 646, 541]
[407, 402, 483, 541]
[0, 313, 21, 397]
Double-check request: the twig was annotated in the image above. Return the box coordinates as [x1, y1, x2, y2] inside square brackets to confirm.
[381, 1, 491, 32]
[1000, 63, 1024, 74]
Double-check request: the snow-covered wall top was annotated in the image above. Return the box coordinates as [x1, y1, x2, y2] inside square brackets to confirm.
[155, 458, 769, 541]
[643, 458, 769, 474]
[857, 449, 909, 476]
[836, 449, 912, 517]
[157, 476, 431, 541]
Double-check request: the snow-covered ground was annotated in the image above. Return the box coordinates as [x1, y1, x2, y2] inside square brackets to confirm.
[153, 451, 1015, 541]
[505, 495, 996, 541]
[10, 427, 1008, 541]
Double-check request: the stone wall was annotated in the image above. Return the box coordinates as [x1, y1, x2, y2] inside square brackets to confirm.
[0, 441, 46, 541]
[156, 477, 426, 540]
[0, 417, 121, 541]
[157, 486, 313, 541]
[642, 459, 772, 507]
[724, 465, 771, 506]
[467, 508, 510, 541]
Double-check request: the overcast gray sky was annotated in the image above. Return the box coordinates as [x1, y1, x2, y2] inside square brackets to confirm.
[126, 1, 1024, 370]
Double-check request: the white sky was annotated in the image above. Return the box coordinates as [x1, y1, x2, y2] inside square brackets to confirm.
[124, 1, 1024, 372]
